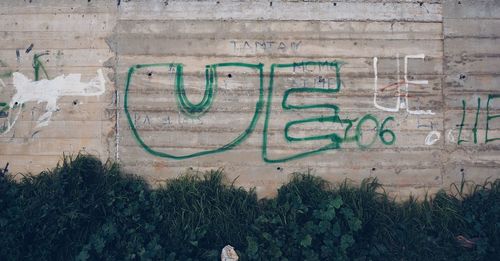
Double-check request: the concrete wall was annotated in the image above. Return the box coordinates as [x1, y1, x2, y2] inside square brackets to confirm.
[0, 0, 499, 197]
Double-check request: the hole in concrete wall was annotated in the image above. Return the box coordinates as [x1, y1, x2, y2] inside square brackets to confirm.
[333, 3, 337, 6]
[148, 72, 153, 77]
[419, 2, 423, 6]
[372, 167, 376, 171]
[459, 74, 467, 80]
[460, 168, 465, 172]
[270, 2, 272, 7]
[277, 166, 282, 171]
[227, 73, 232, 78]
[73, 100, 78, 106]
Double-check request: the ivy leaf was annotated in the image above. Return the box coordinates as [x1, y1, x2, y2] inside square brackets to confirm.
[93, 236, 105, 254]
[331, 197, 343, 209]
[349, 218, 362, 232]
[300, 234, 312, 248]
[262, 232, 272, 241]
[246, 236, 259, 257]
[332, 222, 341, 238]
[75, 249, 90, 261]
[166, 252, 177, 261]
[322, 208, 336, 221]
[318, 220, 330, 233]
[340, 234, 354, 250]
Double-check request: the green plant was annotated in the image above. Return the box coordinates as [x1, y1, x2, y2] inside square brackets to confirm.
[0, 154, 498, 260]
[245, 174, 361, 260]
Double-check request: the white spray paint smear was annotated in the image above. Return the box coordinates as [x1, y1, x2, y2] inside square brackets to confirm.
[425, 131, 441, 145]
[1, 69, 105, 134]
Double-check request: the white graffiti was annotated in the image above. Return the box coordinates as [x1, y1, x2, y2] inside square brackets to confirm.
[373, 54, 435, 115]
[425, 130, 441, 146]
[1, 69, 105, 134]
[447, 129, 456, 143]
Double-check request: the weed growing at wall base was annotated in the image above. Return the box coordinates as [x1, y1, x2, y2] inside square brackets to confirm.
[0, 155, 498, 260]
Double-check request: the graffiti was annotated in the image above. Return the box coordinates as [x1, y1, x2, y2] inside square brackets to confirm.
[373, 54, 435, 115]
[33, 52, 50, 81]
[230, 40, 301, 53]
[124, 62, 264, 159]
[486, 94, 500, 143]
[0, 60, 11, 120]
[0, 51, 107, 135]
[175, 64, 216, 117]
[263, 61, 396, 163]
[372, 54, 439, 146]
[416, 115, 436, 130]
[0, 70, 105, 135]
[0, 54, 46, 128]
[126, 61, 396, 162]
[0, 87, 7, 119]
[457, 94, 499, 144]
[425, 131, 441, 146]
[415, 116, 440, 146]
[447, 129, 456, 143]
[0, 103, 7, 119]
[457, 100, 468, 145]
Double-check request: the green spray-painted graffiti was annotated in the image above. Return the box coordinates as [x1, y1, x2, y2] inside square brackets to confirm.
[0, 59, 11, 120]
[262, 62, 395, 163]
[125, 61, 396, 162]
[457, 94, 499, 144]
[124, 62, 264, 159]
[486, 94, 500, 143]
[457, 99, 467, 145]
[0, 102, 8, 120]
[175, 64, 215, 117]
[33, 52, 50, 81]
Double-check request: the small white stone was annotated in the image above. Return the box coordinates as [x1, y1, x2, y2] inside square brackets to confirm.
[221, 245, 239, 261]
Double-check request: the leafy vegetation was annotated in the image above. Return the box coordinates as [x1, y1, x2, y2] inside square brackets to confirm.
[0, 155, 498, 260]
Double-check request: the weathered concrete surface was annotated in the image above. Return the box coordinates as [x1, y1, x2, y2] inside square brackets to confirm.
[0, 0, 116, 174]
[0, 0, 499, 198]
